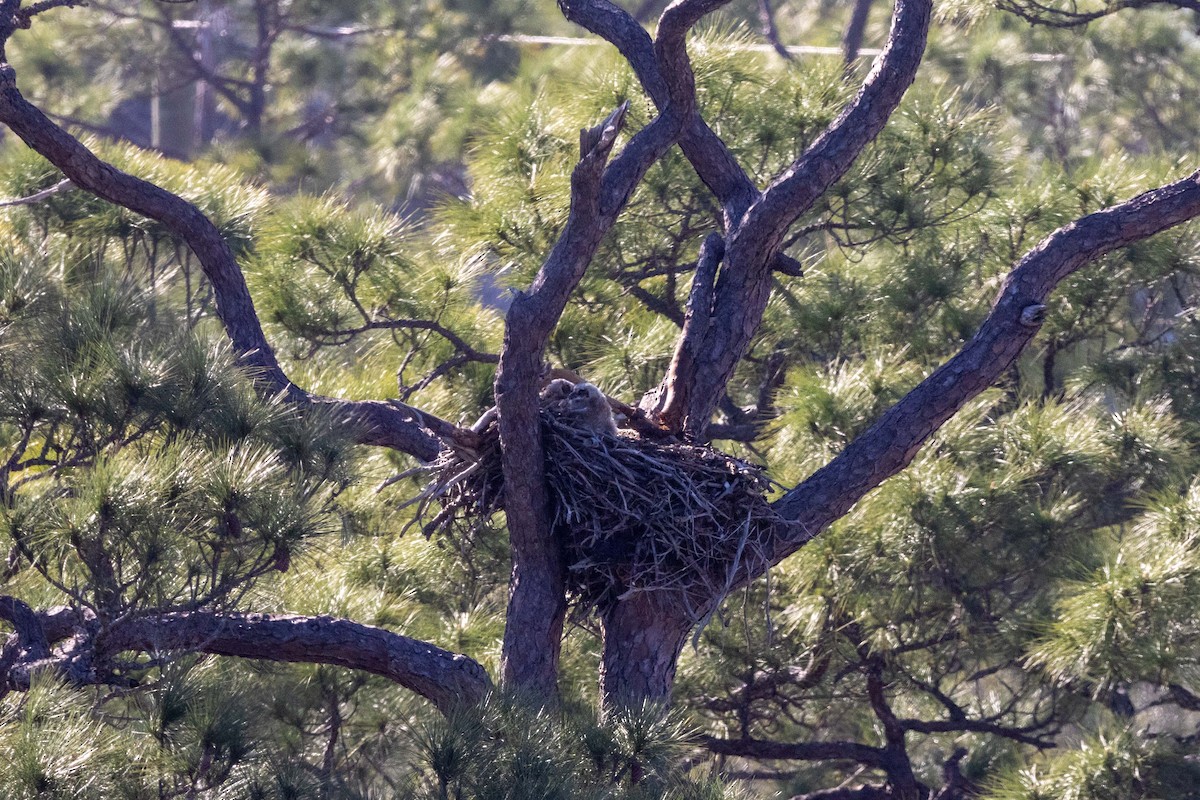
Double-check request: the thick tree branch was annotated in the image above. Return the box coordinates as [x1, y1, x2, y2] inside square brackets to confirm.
[1, 599, 88, 699]
[495, 103, 635, 701]
[0, 71, 278, 372]
[2, 602, 490, 715]
[105, 611, 490, 716]
[0, 595, 50, 660]
[494, 111, 665, 697]
[647, 0, 932, 434]
[701, 734, 886, 766]
[496, 3, 708, 699]
[0, 55, 443, 462]
[316, 399, 446, 461]
[655, 232, 724, 437]
[743, 0, 931, 252]
[765, 169, 1200, 563]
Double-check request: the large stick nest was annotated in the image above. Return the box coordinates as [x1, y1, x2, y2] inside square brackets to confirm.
[414, 412, 782, 618]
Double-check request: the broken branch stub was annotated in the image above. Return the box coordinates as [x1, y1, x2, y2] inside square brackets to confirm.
[580, 100, 631, 161]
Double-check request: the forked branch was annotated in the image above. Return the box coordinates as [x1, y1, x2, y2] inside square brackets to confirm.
[495, 0, 716, 699]
[558, 0, 759, 218]
[649, 0, 934, 432]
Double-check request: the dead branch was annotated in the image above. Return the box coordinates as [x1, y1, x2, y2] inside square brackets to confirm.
[0, 176, 70, 206]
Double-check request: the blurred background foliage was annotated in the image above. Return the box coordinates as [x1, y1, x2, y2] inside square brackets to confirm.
[1, 0, 1200, 797]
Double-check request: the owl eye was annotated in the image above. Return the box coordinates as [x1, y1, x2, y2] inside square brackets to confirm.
[570, 386, 589, 398]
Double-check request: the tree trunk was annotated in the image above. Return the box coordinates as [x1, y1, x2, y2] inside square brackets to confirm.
[843, 0, 875, 64]
[599, 592, 694, 708]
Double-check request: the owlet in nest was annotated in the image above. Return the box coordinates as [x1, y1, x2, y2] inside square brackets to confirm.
[541, 379, 618, 437]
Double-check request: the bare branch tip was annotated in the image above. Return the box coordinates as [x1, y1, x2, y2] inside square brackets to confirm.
[579, 99, 631, 158]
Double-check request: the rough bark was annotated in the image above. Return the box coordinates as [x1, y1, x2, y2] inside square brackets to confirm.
[583, 0, 933, 709]
[0, 57, 444, 461]
[764, 169, 1200, 565]
[0, 2, 480, 714]
[0, 595, 49, 663]
[599, 592, 694, 707]
[496, 2, 703, 697]
[107, 612, 490, 715]
[604, 171, 1200, 709]
[651, 0, 933, 433]
[3, 0, 1199, 732]
[0, 599, 490, 715]
[500, 0, 751, 704]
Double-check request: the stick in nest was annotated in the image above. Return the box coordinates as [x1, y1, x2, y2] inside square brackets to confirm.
[408, 411, 782, 620]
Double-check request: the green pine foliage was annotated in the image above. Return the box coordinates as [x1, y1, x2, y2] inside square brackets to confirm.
[403, 696, 740, 800]
[3, 1, 1200, 797]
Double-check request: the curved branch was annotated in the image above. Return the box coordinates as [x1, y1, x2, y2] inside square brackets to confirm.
[0, 66, 282, 383]
[104, 611, 490, 715]
[316, 399, 447, 461]
[739, 0, 932, 255]
[765, 169, 1200, 563]
[0, 61, 442, 462]
[557, 0, 759, 218]
[6, 604, 490, 716]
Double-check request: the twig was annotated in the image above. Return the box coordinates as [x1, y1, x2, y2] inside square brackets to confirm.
[0, 177, 71, 207]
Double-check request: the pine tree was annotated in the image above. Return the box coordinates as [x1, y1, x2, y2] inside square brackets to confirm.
[2, 1, 1200, 797]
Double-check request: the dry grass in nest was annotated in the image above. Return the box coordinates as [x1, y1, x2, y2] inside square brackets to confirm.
[412, 412, 781, 619]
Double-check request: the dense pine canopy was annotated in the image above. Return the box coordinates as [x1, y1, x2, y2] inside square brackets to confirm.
[2, 1, 1200, 798]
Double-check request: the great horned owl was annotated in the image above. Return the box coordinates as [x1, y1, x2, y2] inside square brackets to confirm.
[539, 378, 575, 405]
[562, 381, 618, 437]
